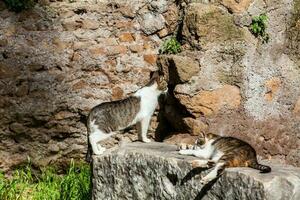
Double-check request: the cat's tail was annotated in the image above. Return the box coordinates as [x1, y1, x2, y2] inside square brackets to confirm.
[249, 160, 271, 173]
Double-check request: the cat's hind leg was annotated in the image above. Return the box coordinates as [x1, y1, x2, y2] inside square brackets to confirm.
[89, 129, 111, 155]
[190, 160, 215, 168]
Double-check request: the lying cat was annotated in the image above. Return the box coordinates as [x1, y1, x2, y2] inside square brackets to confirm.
[87, 71, 168, 156]
[178, 132, 271, 184]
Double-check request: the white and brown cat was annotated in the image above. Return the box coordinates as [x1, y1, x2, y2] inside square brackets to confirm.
[178, 133, 271, 184]
[86, 71, 168, 156]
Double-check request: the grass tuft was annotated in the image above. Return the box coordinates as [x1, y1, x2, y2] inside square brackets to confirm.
[249, 13, 270, 43]
[0, 160, 91, 200]
[159, 37, 182, 54]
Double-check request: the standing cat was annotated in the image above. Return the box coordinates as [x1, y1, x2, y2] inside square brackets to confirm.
[178, 133, 271, 184]
[87, 71, 168, 156]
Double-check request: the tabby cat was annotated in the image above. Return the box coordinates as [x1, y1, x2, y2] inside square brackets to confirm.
[87, 71, 167, 156]
[178, 133, 271, 184]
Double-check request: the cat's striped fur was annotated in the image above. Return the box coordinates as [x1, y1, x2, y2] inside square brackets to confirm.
[178, 133, 271, 184]
[86, 71, 167, 158]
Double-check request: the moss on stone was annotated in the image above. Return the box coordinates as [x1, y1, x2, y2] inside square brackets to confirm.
[183, 4, 244, 48]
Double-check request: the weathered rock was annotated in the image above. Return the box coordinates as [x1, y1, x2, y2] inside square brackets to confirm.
[139, 13, 166, 35]
[162, 3, 179, 33]
[182, 3, 244, 49]
[143, 54, 157, 65]
[293, 97, 300, 114]
[158, 54, 200, 84]
[264, 77, 281, 102]
[118, 33, 135, 42]
[92, 142, 300, 200]
[175, 85, 241, 117]
[149, 0, 168, 13]
[219, 0, 253, 13]
[163, 133, 198, 144]
[81, 19, 99, 30]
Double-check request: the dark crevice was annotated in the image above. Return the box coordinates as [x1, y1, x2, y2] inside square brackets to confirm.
[155, 85, 194, 141]
[74, 8, 87, 15]
[174, 0, 186, 44]
[27, 118, 47, 128]
[166, 173, 178, 185]
[79, 112, 87, 125]
[156, 52, 197, 140]
[2, 51, 9, 59]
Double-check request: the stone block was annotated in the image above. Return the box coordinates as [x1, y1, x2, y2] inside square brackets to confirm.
[158, 55, 200, 84]
[118, 33, 135, 42]
[92, 142, 300, 200]
[175, 85, 241, 117]
[182, 3, 244, 49]
[139, 13, 166, 35]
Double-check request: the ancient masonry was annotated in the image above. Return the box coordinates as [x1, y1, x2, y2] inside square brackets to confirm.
[0, 0, 300, 172]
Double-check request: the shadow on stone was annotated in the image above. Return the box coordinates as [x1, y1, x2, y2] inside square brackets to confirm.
[181, 167, 208, 185]
[194, 178, 219, 200]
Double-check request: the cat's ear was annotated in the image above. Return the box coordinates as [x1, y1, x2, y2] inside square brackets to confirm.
[199, 131, 205, 138]
[150, 71, 160, 80]
[206, 133, 216, 140]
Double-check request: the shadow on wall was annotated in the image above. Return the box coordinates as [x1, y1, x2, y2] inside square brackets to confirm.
[0, 2, 88, 171]
[0, 1, 160, 171]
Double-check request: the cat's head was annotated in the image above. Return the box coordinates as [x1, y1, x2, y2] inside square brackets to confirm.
[148, 71, 168, 92]
[195, 132, 219, 146]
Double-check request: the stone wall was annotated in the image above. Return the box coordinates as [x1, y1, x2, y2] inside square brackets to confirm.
[0, 0, 180, 171]
[0, 0, 300, 171]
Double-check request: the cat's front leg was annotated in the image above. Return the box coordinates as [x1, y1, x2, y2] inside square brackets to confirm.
[137, 116, 151, 143]
[179, 149, 197, 155]
[179, 149, 210, 159]
[89, 133, 105, 155]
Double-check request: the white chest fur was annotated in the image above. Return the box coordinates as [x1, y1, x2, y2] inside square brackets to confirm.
[200, 140, 224, 161]
[133, 84, 160, 123]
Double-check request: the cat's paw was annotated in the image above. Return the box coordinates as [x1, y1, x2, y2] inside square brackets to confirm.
[142, 138, 151, 143]
[93, 150, 104, 155]
[177, 143, 194, 150]
[200, 179, 208, 185]
[200, 178, 210, 185]
[94, 146, 106, 155]
[177, 143, 185, 150]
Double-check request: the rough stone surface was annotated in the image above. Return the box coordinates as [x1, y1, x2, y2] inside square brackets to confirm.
[182, 3, 244, 49]
[158, 54, 200, 84]
[219, 0, 253, 13]
[139, 13, 166, 35]
[93, 142, 300, 200]
[175, 84, 241, 117]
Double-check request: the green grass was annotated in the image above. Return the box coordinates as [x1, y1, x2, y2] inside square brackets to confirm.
[0, 160, 91, 200]
[159, 37, 182, 54]
[249, 13, 270, 43]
